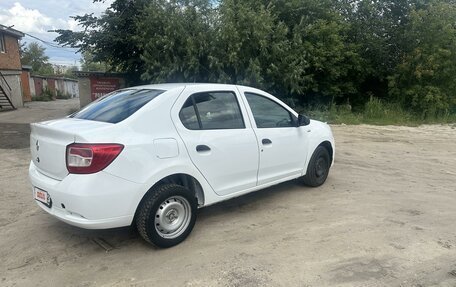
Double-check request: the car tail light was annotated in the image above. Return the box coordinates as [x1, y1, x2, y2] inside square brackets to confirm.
[66, 143, 124, 174]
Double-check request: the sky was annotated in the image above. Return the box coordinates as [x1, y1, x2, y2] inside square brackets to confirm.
[0, 0, 113, 66]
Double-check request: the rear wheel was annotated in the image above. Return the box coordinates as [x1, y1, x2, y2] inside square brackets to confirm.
[303, 146, 331, 187]
[136, 184, 197, 248]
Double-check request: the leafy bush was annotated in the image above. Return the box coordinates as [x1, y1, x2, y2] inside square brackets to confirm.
[303, 97, 456, 125]
[388, 3, 456, 119]
[303, 103, 361, 125]
[56, 90, 70, 99]
[362, 98, 415, 125]
[55, 0, 456, 123]
[32, 87, 54, 102]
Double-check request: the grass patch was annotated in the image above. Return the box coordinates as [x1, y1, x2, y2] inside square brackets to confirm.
[305, 104, 362, 125]
[56, 90, 71, 99]
[32, 87, 55, 102]
[32, 95, 53, 102]
[361, 97, 417, 125]
[301, 97, 456, 125]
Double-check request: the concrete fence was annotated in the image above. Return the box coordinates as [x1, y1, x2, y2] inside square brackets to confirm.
[21, 68, 79, 102]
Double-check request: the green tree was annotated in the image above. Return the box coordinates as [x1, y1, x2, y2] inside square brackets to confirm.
[263, 0, 364, 102]
[21, 42, 53, 74]
[55, 0, 150, 84]
[80, 51, 111, 72]
[280, 14, 363, 103]
[63, 66, 79, 79]
[211, 0, 289, 91]
[138, 0, 215, 83]
[389, 1, 456, 118]
[337, 0, 432, 105]
[53, 0, 456, 118]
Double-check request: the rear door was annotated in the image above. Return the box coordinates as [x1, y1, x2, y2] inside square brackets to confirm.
[172, 85, 259, 196]
[237, 87, 308, 185]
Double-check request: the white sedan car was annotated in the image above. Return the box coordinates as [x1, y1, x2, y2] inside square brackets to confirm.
[29, 83, 335, 247]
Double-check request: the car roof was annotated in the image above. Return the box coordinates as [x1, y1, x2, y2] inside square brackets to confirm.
[129, 83, 245, 91]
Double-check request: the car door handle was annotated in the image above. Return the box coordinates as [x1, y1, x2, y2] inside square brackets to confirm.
[262, 138, 272, 145]
[196, 145, 211, 152]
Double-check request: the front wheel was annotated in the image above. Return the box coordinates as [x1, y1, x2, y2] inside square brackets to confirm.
[136, 184, 197, 248]
[303, 146, 331, 187]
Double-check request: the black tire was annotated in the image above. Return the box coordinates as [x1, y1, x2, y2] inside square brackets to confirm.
[303, 146, 331, 187]
[136, 184, 197, 248]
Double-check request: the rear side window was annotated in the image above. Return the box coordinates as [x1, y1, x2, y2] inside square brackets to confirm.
[180, 97, 200, 129]
[179, 91, 245, 130]
[71, 89, 164, 123]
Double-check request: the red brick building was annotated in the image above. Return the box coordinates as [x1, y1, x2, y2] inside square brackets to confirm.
[0, 24, 24, 109]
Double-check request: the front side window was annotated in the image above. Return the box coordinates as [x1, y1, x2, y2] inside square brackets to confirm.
[179, 91, 245, 130]
[71, 89, 164, 123]
[245, 92, 296, 128]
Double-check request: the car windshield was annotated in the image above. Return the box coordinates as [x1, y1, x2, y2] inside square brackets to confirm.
[70, 89, 165, 123]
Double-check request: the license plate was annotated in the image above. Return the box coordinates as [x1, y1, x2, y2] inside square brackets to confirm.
[34, 187, 51, 207]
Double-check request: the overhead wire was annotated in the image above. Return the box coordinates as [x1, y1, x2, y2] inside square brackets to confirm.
[23, 32, 77, 53]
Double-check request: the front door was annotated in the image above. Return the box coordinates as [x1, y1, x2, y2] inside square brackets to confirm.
[238, 88, 308, 185]
[172, 85, 259, 196]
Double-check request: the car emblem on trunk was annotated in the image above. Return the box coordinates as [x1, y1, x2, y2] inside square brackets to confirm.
[36, 140, 40, 151]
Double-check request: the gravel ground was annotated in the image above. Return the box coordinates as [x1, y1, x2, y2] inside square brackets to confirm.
[1, 99, 455, 287]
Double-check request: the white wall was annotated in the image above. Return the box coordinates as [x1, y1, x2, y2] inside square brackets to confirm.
[0, 70, 23, 108]
[64, 80, 79, 98]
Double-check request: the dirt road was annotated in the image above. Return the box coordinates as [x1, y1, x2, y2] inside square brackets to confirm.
[1, 99, 455, 286]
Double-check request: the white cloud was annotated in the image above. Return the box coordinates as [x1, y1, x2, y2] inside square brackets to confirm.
[0, 2, 55, 34]
[66, 18, 80, 31]
[0, 1, 112, 65]
[0, 2, 92, 34]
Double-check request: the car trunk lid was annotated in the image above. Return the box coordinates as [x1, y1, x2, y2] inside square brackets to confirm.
[30, 118, 113, 180]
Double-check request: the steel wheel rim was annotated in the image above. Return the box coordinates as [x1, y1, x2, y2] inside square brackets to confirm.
[315, 156, 328, 178]
[154, 196, 191, 239]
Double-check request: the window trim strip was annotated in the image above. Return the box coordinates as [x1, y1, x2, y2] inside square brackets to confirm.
[191, 95, 203, 129]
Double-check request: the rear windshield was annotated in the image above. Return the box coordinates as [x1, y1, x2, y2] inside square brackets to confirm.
[71, 89, 165, 123]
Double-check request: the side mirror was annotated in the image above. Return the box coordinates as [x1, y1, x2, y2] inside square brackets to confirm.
[297, 114, 311, 127]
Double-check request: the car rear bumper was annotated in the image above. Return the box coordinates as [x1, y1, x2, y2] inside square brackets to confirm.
[34, 200, 132, 229]
[29, 161, 142, 229]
